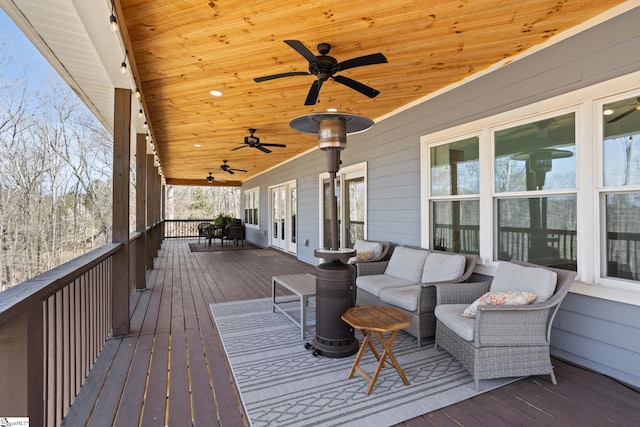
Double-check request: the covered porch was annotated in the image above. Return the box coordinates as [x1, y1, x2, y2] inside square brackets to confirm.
[59, 239, 640, 426]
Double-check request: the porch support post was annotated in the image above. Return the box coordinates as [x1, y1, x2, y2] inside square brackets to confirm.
[146, 153, 155, 269]
[112, 87, 131, 336]
[0, 303, 44, 425]
[153, 165, 161, 257]
[135, 133, 147, 290]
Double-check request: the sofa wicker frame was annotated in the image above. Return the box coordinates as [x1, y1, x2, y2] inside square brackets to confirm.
[355, 249, 478, 345]
[434, 260, 577, 390]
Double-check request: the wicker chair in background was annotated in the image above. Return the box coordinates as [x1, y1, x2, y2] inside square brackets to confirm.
[197, 222, 212, 244]
[434, 260, 577, 390]
[226, 219, 245, 245]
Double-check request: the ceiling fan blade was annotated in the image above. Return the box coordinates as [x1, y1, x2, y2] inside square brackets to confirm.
[284, 40, 318, 64]
[253, 71, 310, 82]
[260, 143, 287, 148]
[608, 106, 638, 123]
[256, 145, 272, 153]
[231, 168, 248, 172]
[227, 170, 235, 174]
[230, 145, 246, 151]
[337, 52, 387, 72]
[333, 75, 380, 98]
[304, 80, 322, 105]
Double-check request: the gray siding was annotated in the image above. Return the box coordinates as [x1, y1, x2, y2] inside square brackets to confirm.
[242, 7, 640, 387]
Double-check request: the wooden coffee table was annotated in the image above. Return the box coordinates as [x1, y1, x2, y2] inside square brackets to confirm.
[341, 305, 411, 395]
[272, 273, 316, 338]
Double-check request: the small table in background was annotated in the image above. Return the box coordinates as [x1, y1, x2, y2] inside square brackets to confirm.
[341, 305, 411, 395]
[272, 273, 316, 338]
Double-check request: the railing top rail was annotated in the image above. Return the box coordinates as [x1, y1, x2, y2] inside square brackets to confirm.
[0, 242, 123, 326]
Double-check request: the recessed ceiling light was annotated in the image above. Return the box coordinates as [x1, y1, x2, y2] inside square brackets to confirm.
[194, 143, 202, 148]
[209, 90, 223, 97]
[327, 108, 338, 112]
[603, 109, 614, 116]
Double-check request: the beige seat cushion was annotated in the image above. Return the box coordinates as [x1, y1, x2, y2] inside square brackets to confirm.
[356, 274, 416, 298]
[379, 285, 420, 312]
[434, 304, 475, 341]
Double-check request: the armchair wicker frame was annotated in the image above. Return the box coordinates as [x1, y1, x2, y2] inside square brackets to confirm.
[434, 260, 577, 390]
[356, 250, 478, 345]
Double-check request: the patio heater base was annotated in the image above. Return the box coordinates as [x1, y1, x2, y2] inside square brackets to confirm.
[307, 252, 358, 358]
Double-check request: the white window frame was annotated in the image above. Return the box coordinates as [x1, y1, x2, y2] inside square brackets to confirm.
[243, 186, 259, 229]
[420, 70, 640, 305]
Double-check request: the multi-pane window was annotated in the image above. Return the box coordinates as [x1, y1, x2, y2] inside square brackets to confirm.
[423, 85, 640, 290]
[429, 137, 480, 254]
[601, 95, 640, 281]
[244, 187, 259, 228]
[494, 113, 577, 269]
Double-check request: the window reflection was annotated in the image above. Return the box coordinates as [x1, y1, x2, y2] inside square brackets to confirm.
[497, 196, 577, 270]
[495, 113, 576, 192]
[430, 137, 479, 196]
[602, 95, 640, 282]
[432, 200, 479, 254]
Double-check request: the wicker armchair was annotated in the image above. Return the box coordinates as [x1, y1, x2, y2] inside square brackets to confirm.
[226, 219, 245, 245]
[356, 249, 478, 345]
[434, 260, 577, 390]
[197, 222, 213, 243]
[204, 224, 226, 246]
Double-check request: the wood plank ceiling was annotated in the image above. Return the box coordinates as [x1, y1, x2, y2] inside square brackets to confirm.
[116, 0, 627, 186]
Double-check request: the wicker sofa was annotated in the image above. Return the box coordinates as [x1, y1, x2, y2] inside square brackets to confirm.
[355, 246, 478, 345]
[434, 260, 577, 390]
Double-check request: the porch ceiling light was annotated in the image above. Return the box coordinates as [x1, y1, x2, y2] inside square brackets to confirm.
[109, 0, 118, 32]
[120, 53, 127, 74]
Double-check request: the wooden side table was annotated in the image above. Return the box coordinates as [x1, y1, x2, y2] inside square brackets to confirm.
[341, 305, 411, 395]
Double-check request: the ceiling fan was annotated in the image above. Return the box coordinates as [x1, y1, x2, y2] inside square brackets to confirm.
[220, 160, 247, 174]
[205, 172, 227, 183]
[231, 128, 286, 153]
[608, 97, 640, 123]
[253, 40, 388, 105]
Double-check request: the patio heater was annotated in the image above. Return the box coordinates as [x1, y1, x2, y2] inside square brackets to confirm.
[290, 112, 374, 358]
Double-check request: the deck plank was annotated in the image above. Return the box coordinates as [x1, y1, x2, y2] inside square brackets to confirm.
[62, 240, 640, 427]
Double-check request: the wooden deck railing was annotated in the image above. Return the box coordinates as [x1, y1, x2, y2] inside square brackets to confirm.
[0, 223, 163, 426]
[163, 218, 214, 239]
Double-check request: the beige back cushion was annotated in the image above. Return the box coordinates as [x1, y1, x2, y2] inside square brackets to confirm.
[384, 247, 429, 283]
[421, 252, 466, 283]
[490, 262, 557, 303]
[353, 239, 384, 261]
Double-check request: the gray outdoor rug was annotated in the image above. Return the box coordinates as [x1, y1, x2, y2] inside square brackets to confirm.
[210, 298, 519, 427]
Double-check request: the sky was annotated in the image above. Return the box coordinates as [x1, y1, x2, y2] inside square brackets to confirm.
[0, 8, 60, 87]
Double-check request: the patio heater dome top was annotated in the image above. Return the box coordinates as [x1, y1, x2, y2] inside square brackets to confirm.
[289, 112, 374, 135]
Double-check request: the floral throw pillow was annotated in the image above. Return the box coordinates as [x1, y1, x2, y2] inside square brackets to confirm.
[462, 291, 538, 318]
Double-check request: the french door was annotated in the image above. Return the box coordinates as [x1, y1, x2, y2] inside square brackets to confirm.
[269, 180, 297, 253]
[320, 162, 367, 249]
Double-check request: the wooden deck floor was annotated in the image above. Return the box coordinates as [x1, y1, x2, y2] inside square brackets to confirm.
[62, 239, 640, 426]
